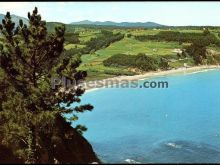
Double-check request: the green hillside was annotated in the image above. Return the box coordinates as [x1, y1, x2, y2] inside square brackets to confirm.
[45, 22, 220, 81]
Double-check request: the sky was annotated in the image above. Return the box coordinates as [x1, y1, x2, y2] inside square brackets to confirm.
[0, 2, 220, 26]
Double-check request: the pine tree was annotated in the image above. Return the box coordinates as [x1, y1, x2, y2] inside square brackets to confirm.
[0, 7, 93, 163]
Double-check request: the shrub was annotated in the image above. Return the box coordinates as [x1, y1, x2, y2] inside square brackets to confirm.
[103, 53, 165, 72]
[64, 32, 80, 44]
[82, 31, 124, 54]
[135, 31, 219, 46]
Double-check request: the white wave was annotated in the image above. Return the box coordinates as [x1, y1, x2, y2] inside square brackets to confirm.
[85, 88, 100, 93]
[139, 78, 147, 81]
[185, 68, 218, 75]
[185, 70, 208, 75]
[166, 142, 182, 149]
[124, 159, 141, 164]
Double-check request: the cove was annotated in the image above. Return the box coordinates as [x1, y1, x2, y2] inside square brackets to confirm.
[73, 69, 220, 163]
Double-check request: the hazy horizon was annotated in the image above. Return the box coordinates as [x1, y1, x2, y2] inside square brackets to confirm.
[1, 2, 220, 26]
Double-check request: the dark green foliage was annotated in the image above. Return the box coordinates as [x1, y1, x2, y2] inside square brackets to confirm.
[103, 70, 135, 76]
[203, 28, 211, 36]
[103, 54, 137, 67]
[135, 30, 218, 65]
[185, 39, 208, 65]
[159, 58, 169, 70]
[177, 50, 188, 59]
[64, 32, 80, 44]
[127, 33, 132, 38]
[177, 53, 181, 59]
[208, 54, 220, 64]
[181, 50, 187, 58]
[103, 53, 166, 71]
[135, 54, 159, 71]
[83, 30, 124, 54]
[135, 31, 219, 46]
[0, 8, 94, 163]
[62, 47, 83, 61]
[0, 144, 23, 163]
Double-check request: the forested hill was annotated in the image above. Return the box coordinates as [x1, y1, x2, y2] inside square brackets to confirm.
[0, 14, 28, 26]
[71, 20, 166, 28]
[0, 13, 166, 31]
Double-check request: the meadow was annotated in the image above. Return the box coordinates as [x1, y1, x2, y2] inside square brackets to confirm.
[63, 27, 220, 80]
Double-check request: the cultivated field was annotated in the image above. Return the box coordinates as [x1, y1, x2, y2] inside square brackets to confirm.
[62, 27, 220, 80]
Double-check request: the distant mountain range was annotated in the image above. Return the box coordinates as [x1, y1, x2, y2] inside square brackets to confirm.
[71, 20, 166, 28]
[0, 14, 28, 27]
[0, 15, 165, 28]
[0, 13, 218, 29]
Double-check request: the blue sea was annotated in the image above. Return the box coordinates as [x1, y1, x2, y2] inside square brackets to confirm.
[73, 69, 220, 163]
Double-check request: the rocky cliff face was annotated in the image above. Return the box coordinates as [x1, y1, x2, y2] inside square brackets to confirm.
[0, 145, 23, 164]
[41, 115, 100, 164]
[0, 115, 100, 164]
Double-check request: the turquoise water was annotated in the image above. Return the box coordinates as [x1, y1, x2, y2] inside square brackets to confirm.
[73, 69, 220, 163]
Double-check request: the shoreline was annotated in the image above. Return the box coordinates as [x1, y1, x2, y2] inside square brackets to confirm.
[84, 65, 220, 93]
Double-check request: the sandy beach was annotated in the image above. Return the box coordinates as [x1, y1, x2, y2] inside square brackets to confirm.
[84, 65, 220, 93]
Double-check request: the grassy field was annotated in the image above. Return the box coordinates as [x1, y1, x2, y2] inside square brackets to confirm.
[61, 27, 220, 80]
[78, 30, 101, 43]
[96, 37, 181, 56]
[79, 53, 136, 80]
[78, 36, 185, 80]
[79, 37, 182, 66]
[64, 43, 85, 50]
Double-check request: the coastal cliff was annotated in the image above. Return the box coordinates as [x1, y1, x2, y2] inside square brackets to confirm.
[0, 115, 100, 164]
